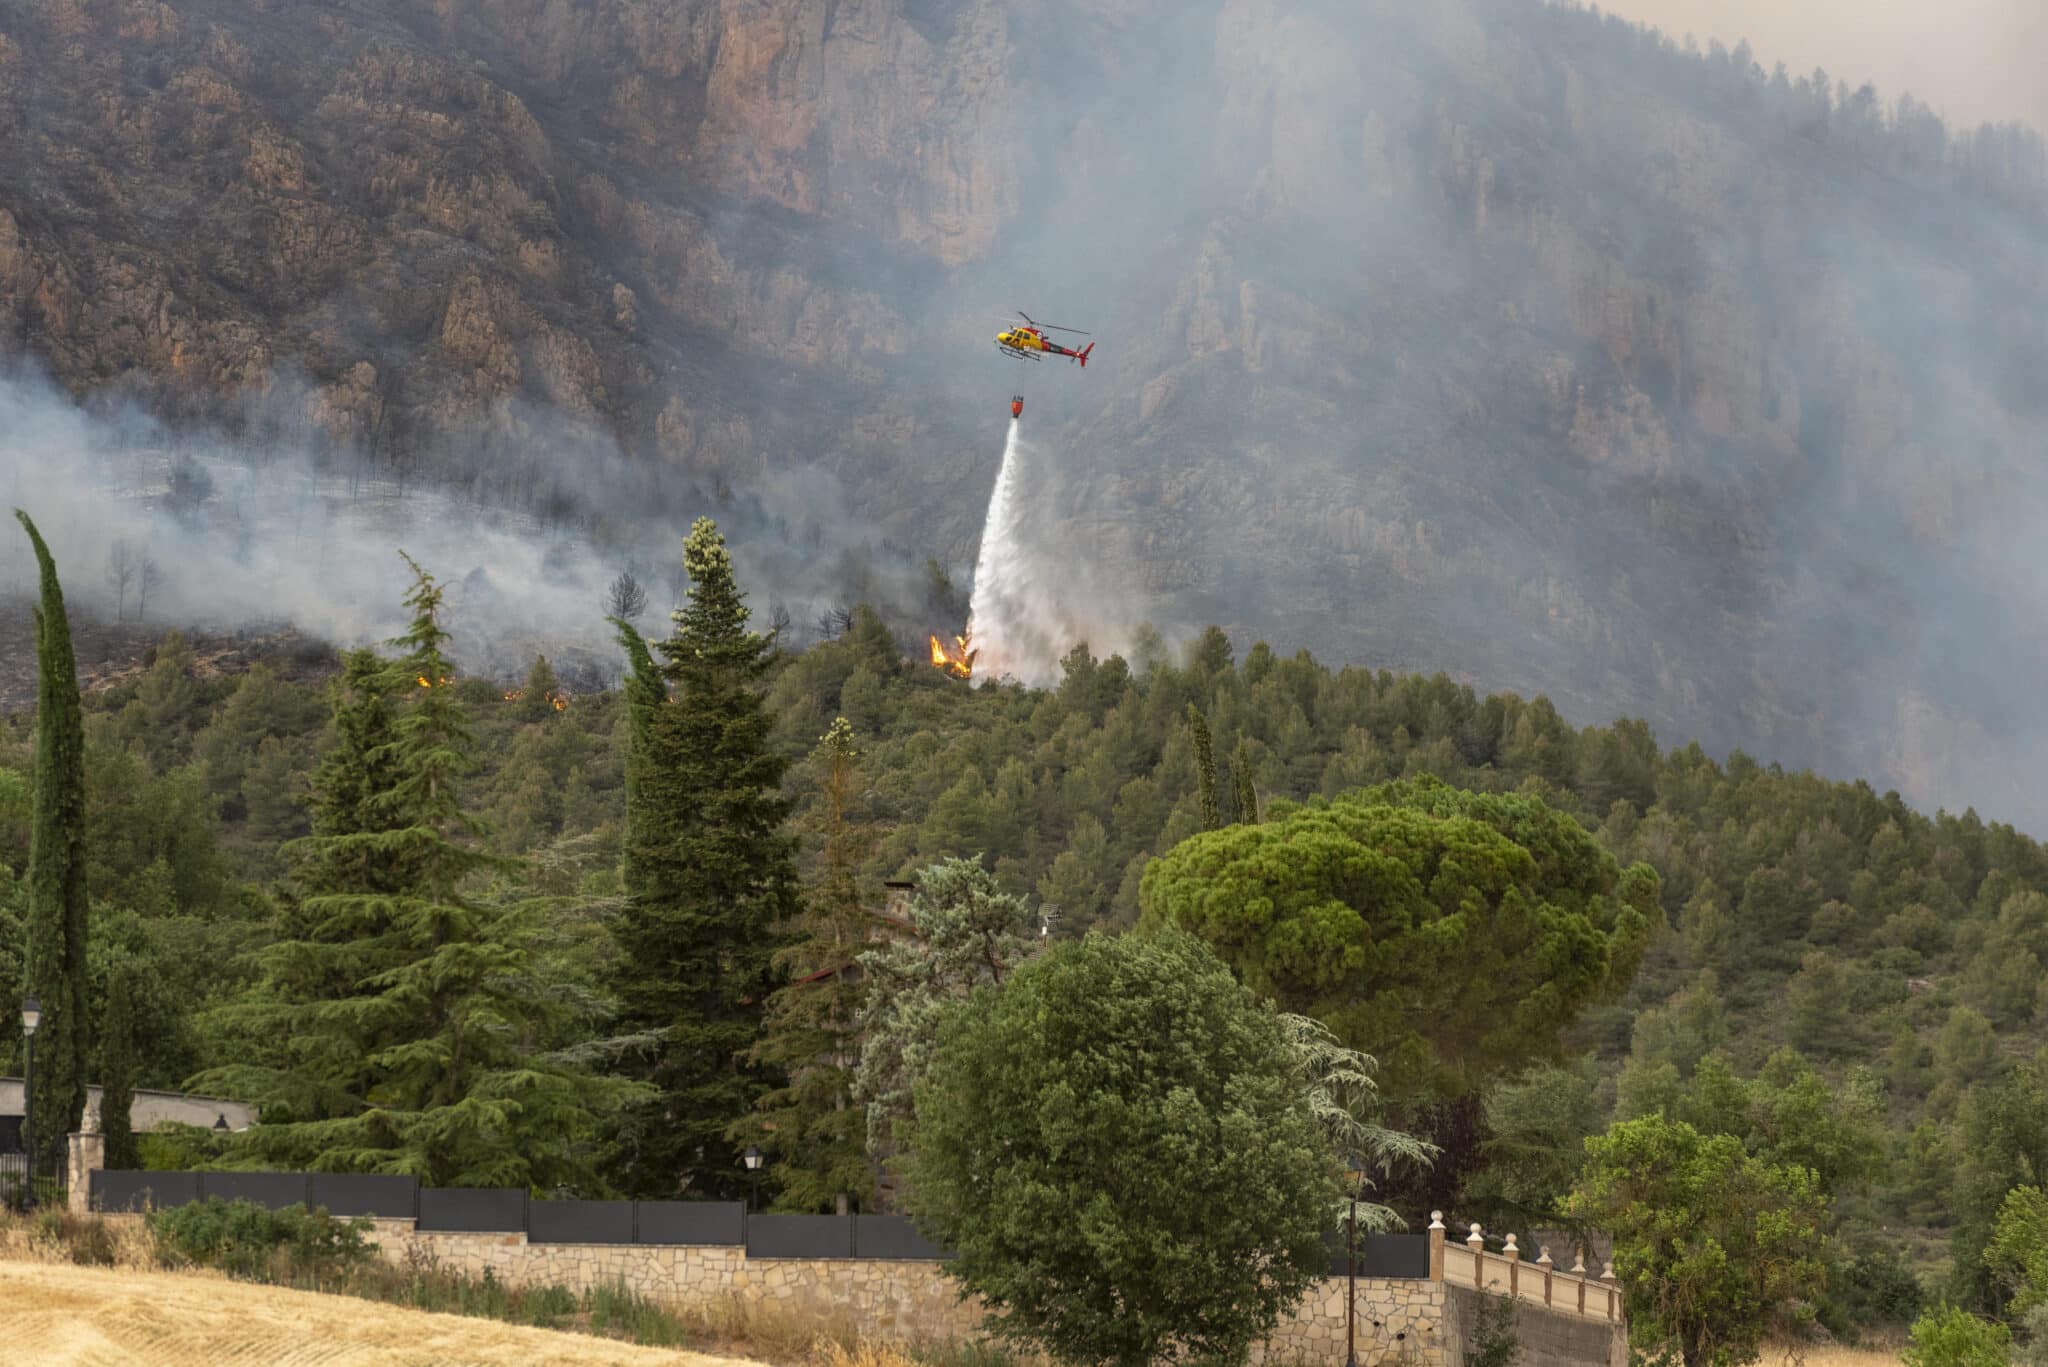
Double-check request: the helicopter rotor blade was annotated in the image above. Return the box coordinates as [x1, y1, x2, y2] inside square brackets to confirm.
[1014, 310, 1090, 335]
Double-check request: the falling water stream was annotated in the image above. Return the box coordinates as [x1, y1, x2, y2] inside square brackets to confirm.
[963, 415, 1032, 681]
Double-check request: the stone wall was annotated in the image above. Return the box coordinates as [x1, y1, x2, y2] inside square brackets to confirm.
[1258, 1277, 1449, 1364]
[76, 1188, 1628, 1365]
[360, 1221, 1557, 1366]
[364, 1221, 987, 1342]
[1444, 1286, 1629, 1367]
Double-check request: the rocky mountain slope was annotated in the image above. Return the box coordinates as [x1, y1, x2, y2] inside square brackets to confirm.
[1, 0, 2045, 827]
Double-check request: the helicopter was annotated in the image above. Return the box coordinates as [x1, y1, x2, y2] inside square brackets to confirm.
[994, 312, 1095, 366]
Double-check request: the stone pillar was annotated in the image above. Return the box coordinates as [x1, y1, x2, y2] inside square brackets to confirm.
[1466, 1223, 1484, 1287]
[1536, 1245, 1554, 1306]
[1427, 1210, 1445, 1281]
[1503, 1232, 1519, 1298]
[67, 1131, 104, 1216]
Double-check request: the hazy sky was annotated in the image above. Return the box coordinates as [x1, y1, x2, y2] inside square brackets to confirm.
[1594, 0, 2048, 133]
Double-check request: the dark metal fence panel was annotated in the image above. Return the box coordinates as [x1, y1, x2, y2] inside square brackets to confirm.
[309, 1173, 419, 1220]
[852, 1214, 951, 1260]
[94, 1169, 201, 1212]
[1362, 1234, 1430, 1278]
[417, 1186, 528, 1232]
[529, 1199, 634, 1244]
[634, 1200, 744, 1246]
[1325, 1231, 1431, 1279]
[200, 1171, 313, 1211]
[747, 1213, 855, 1259]
[1324, 1229, 1349, 1277]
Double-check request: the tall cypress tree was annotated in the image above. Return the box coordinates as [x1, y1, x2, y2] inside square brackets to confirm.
[610, 616, 665, 905]
[15, 510, 89, 1184]
[735, 717, 877, 1213]
[1187, 704, 1220, 831]
[611, 517, 798, 1199]
[195, 556, 642, 1188]
[99, 969, 139, 1171]
[1231, 738, 1260, 826]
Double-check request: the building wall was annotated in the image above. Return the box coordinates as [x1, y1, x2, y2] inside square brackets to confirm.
[0, 1078, 257, 1135]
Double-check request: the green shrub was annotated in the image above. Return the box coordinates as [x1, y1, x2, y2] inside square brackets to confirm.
[136, 1122, 229, 1172]
[1467, 1294, 1522, 1367]
[149, 1198, 371, 1279]
[1903, 1306, 2013, 1367]
[1833, 1245, 1927, 1328]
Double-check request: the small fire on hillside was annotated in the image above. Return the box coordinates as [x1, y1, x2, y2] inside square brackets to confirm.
[417, 673, 454, 688]
[502, 687, 571, 710]
[928, 631, 976, 680]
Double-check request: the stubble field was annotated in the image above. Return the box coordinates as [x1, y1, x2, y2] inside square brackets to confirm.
[0, 1257, 766, 1366]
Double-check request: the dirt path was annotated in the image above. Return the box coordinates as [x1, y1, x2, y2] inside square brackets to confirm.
[0, 1258, 770, 1367]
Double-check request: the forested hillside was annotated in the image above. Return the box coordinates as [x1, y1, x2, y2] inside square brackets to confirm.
[3, 0, 2047, 827]
[3, 572, 2046, 1331]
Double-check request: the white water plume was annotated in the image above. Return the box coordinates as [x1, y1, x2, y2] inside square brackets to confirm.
[962, 416, 1037, 681]
[962, 415, 1158, 686]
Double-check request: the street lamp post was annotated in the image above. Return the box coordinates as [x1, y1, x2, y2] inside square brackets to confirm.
[1344, 1154, 1366, 1367]
[20, 997, 41, 1211]
[743, 1145, 763, 1213]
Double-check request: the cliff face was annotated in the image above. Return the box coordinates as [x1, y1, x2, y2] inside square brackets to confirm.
[1, 0, 2045, 824]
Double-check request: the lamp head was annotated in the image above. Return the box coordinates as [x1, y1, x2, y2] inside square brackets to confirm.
[19, 997, 39, 1038]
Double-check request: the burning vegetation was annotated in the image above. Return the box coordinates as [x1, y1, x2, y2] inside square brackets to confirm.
[417, 673, 454, 688]
[928, 631, 977, 680]
[503, 687, 571, 711]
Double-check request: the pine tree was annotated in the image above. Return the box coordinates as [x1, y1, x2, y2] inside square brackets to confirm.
[1187, 704, 1220, 831]
[734, 717, 876, 1213]
[517, 654, 561, 723]
[854, 858, 1042, 1200]
[193, 556, 641, 1188]
[298, 648, 408, 899]
[15, 510, 89, 1185]
[610, 517, 798, 1199]
[1231, 738, 1259, 825]
[99, 969, 139, 1171]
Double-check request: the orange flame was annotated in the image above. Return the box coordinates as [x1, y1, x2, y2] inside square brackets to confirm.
[503, 688, 523, 701]
[927, 631, 976, 680]
[417, 673, 453, 689]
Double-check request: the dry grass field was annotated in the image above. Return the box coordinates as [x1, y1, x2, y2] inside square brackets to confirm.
[1757, 1344, 1906, 1366]
[0, 1257, 771, 1367]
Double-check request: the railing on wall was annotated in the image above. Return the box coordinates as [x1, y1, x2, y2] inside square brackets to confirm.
[1431, 1214, 1624, 1324]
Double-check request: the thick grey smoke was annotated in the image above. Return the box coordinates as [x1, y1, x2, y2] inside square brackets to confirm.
[1595, 0, 2048, 133]
[5, 0, 2047, 836]
[0, 361, 936, 688]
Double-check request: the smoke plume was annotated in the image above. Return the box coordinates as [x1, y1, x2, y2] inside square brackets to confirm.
[0, 362, 940, 689]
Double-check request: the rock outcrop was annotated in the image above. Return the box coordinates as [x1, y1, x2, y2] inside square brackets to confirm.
[1, 0, 2044, 821]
